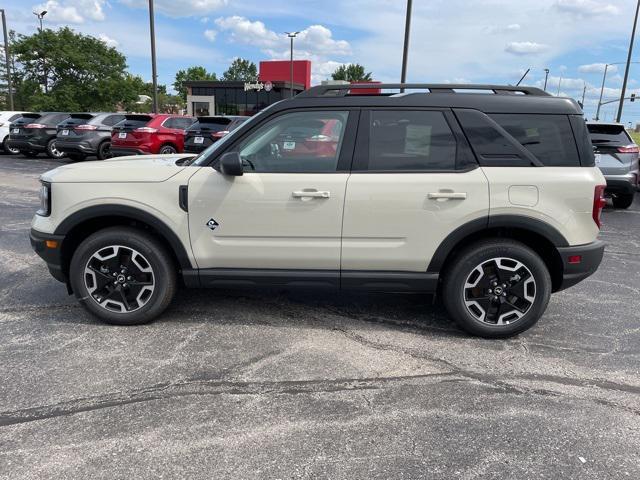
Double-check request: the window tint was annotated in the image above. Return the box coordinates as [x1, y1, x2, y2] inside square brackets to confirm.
[490, 114, 580, 167]
[587, 123, 633, 146]
[367, 110, 457, 171]
[238, 111, 348, 173]
[103, 114, 125, 126]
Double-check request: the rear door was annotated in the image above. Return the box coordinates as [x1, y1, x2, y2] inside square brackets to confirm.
[341, 109, 489, 274]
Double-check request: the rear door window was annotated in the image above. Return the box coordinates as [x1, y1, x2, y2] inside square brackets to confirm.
[365, 110, 457, 171]
[489, 114, 580, 167]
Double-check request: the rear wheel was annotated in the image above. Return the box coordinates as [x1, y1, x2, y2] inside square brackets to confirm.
[159, 144, 177, 154]
[2, 136, 19, 155]
[442, 239, 552, 338]
[46, 138, 65, 159]
[97, 140, 112, 160]
[69, 227, 177, 325]
[68, 153, 86, 162]
[612, 193, 634, 209]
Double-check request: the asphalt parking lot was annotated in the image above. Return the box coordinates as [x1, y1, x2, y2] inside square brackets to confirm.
[0, 154, 639, 479]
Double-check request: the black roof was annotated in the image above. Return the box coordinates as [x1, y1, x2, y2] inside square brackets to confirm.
[285, 83, 583, 115]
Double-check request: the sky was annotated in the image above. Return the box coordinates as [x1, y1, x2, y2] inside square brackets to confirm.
[4, 0, 640, 123]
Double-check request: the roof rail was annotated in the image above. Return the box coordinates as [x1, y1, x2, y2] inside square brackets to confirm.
[297, 83, 551, 98]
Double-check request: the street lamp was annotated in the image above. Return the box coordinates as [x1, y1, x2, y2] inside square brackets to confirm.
[595, 61, 640, 121]
[148, 0, 158, 113]
[285, 31, 299, 98]
[33, 10, 46, 32]
[0, 9, 13, 110]
[543, 68, 550, 91]
[400, 0, 413, 92]
[617, 0, 640, 122]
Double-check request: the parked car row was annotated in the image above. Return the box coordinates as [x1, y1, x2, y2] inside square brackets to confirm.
[1, 111, 248, 160]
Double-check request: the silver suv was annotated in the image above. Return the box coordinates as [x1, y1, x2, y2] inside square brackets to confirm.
[587, 122, 639, 209]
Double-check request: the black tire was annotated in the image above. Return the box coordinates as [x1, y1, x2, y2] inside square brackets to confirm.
[21, 150, 39, 158]
[67, 153, 86, 162]
[442, 239, 552, 338]
[96, 140, 112, 160]
[3, 136, 20, 155]
[159, 144, 177, 154]
[69, 227, 177, 325]
[612, 193, 634, 209]
[46, 138, 65, 159]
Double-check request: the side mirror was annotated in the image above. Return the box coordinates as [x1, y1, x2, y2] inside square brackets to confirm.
[218, 151, 243, 176]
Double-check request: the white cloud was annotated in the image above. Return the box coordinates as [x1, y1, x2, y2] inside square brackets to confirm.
[553, 0, 619, 17]
[98, 33, 118, 47]
[578, 63, 617, 74]
[505, 41, 549, 55]
[204, 29, 217, 42]
[484, 24, 521, 34]
[119, 0, 228, 18]
[34, 0, 107, 24]
[214, 16, 279, 48]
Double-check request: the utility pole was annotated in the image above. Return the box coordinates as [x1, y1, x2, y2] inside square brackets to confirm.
[33, 10, 47, 93]
[400, 0, 413, 92]
[543, 68, 549, 91]
[556, 74, 562, 96]
[285, 31, 299, 98]
[581, 82, 587, 107]
[148, 0, 158, 113]
[0, 9, 13, 110]
[33, 10, 46, 32]
[617, 0, 640, 123]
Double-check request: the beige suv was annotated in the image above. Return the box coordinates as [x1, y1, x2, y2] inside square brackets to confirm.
[30, 84, 606, 337]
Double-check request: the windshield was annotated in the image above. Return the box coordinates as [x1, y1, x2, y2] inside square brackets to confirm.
[187, 102, 282, 166]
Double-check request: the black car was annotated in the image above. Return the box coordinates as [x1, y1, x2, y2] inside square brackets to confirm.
[183, 115, 249, 153]
[56, 112, 126, 161]
[8, 112, 70, 159]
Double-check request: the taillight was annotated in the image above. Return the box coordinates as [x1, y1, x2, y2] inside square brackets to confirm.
[212, 130, 229, 138]
[25, 123, 46, 129]
[74, 124, 97, 131]
[134, 127, 157, 133]
[593, 185, 607, 228]
[617, 144, 639, 153]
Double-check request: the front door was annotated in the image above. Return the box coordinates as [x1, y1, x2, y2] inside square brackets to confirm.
[188, 109, 355, 272]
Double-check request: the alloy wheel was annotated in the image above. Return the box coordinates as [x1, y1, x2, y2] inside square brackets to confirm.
[463, 257, 536, 325]
[84, 245, 155, 313]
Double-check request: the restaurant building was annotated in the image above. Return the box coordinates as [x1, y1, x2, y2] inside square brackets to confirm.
[184, 60, 310, 117]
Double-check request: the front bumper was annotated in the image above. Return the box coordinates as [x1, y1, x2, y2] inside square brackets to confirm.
[555, 240, 605, 291]
[30, 228, 67, 284]
[7, 139, 46, 152]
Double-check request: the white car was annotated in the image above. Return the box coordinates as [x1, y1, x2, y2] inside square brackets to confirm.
[29, 84, 606, 338]
[0, 111, 29, 154]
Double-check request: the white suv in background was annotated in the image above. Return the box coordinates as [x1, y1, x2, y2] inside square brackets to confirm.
[30, 84, 606, 338]
[0, 111, 28, 154]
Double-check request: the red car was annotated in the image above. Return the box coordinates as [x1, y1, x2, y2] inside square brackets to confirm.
[110, 114, 196, 156]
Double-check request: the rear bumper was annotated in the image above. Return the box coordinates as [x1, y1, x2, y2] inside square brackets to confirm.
[184, 144, 208, 153]
[7, 139, 46, 152]
[111, 147, 149, 156]
[605, 173, 638, 196]
[29, 228, 67, 284]
[55, 140, 98, 155]
[555, 240, 605, 291]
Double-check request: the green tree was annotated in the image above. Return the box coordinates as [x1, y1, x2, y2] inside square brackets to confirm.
[173, 66, 216, 101]
[10, 27, 137, 111]
[331, 63, 373, 82]
[222, 58, 258, 81]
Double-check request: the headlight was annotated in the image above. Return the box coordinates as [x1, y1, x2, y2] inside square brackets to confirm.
[37, 182, 51, 217]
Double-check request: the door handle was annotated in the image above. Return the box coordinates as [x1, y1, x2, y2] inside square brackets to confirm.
[427, 192, 467, 200]
[292, 190, 330, 199]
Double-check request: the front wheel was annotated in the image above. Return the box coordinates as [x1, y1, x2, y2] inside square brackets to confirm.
[612, 193, 634, 209]
[159, 144, 177, 154]
[46, 138, 65, 159]
[69, 227, 177, 325]
[442, 239, 552, 338]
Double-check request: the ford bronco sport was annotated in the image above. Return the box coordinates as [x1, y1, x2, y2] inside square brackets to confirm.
[30, 84, 606, 337]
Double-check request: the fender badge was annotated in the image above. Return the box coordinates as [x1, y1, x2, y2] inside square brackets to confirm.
[206, 218, 219, 231]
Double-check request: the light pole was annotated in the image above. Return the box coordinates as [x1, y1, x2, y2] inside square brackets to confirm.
[556, 74, 562, 96]
[617, 0, 640, 123]
[581, 82, 587, 107]
[400, 0, 413, 92]
[0, 9, 13, 110]
[285, 31, 298, 98]
[33, 10, 46, 32]
[543, 68, 549, 91]
[595, 61, 640, 121]
[148, 0, 158, 113]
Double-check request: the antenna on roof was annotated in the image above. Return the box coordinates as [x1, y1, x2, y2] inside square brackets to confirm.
[516, 68, 531, 86]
